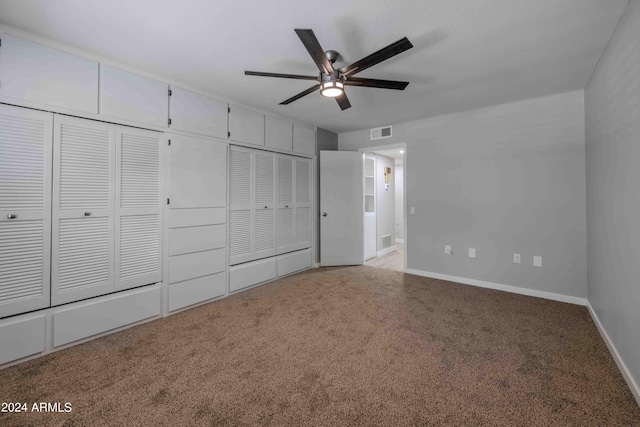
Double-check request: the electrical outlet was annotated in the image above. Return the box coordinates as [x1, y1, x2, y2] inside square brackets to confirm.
[445, 245, 452, 255]
[513, 253, 521, 264]
[533, 256, 542, 267]
[468, 248, 476, 258]
[410, 207, 416, 215]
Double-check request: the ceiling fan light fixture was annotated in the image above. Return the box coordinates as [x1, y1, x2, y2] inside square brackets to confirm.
[320, 80, 344, 98]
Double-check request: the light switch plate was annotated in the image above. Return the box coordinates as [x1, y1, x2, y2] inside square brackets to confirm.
[468, 248, 476, 258]
[533, 256, 542, 267]
[513, 253, 521, 264]
[445, 245, 452, 255]
[410, 207, 416, 215]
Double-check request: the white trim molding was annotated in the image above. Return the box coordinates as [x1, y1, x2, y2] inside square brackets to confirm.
[404, 268, 588, 306]
[376, 246, 396, 258]
[586, 302, 640, 406]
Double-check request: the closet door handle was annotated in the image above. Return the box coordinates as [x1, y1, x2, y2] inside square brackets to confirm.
[84, 212, 92, 216]
[285, 205, 289, 208]
[322, 212, 327, 217]
[7, 214, 17, 219]
[264, 206, 268, 209]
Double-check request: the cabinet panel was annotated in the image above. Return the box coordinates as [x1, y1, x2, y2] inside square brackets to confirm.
[228, 105, 264, 146]
[168, 134, 227, 208]
[52, 116, 115, 305]
[100, 65, 169, 128]
[277, 157, 293, 205]
[0, 105, 52, 318]
[169, 225, 226, 256]
[265, 116, 293, 151]
[293, 124, 316, 156]
[0, 34, 98, 114]
[170, 86, 227, 139]
[168, 272, 225, 312]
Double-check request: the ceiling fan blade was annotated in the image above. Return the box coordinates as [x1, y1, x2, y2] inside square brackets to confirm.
[279, 84, 320, 105]
[335, 93, 351, 110]
[295, 29, 335, 74]
[344, 77, 409, 90]
[339, 37, 413, 77]
[245, 71, 318, 81]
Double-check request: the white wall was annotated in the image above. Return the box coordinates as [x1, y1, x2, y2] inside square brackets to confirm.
[585, 0, 640, 399]
[340, 90, 587, 299]
[394, 163, 404, 241]
[375, 154, 395, 252]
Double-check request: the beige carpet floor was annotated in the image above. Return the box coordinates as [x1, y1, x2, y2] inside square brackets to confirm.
[1, 266, 639, 426]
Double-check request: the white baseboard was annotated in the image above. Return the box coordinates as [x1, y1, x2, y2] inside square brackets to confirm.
[376, 246, 396, 258]
[404, 268, 588, 306]
[313, 262, 321, 268]
[395, 238, 404, 243]
[586, 302, 640, 406]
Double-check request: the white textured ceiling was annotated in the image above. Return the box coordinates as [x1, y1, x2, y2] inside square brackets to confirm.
[0, 0, 629, 133]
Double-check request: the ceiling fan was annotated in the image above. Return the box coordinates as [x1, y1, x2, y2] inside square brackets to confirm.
[245, 29, 413, 110]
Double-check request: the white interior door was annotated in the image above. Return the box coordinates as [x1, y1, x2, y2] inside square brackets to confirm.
[320, 151, 364, 266]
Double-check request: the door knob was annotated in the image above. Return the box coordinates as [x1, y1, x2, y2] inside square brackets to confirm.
[84, 212, 91, 216]
[322, 212, 328, 217]
[7, 214, 17, 219]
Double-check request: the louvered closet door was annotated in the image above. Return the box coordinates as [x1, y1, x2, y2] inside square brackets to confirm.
[294, 158, 311, 251]
[229, 147, 253, 265]
[115, 126, 161, 291]
[52, 116, 115, 305]
[0, 104, 52, 318]
[254, 152, 276, 260]
[277, 156, 295, 254]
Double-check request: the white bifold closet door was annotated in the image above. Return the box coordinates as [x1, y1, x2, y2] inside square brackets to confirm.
[52, 116, 162, 305]
[0, 104, 52, 318]
[52, 115, 115, 305]
[294, 158, 311, 250]
[229, 146, 276, 265]
[277, 155, 312, 255]
[115, 126, 162, 291]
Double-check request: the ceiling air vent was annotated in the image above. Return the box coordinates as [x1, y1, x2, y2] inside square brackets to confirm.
[371, 126, 392, 140]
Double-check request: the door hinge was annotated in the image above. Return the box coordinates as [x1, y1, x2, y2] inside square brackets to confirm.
[168, 89, 172, 96]
[168, 139, 171, 146]
[228, 106, 230, 113]
[228, 131, 231, 138]
[167, 198, 170, 205]
[168, 118, 172, 126]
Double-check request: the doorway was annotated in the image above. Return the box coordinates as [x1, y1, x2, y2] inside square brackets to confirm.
[360, 143, 406, 272]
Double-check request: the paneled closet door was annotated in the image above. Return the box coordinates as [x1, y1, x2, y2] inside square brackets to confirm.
[229, 147, 253, 265]
[52, 116, 115, 306]
[0, 104, 52, 318]
[254, 151, 276, 260]
[115, 126, 162, 291]
[294, 158, 312, 251]
[276, 156, 296, 255]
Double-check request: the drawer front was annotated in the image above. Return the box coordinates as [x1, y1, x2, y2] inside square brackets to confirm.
[169, 249, 226, 284]
[229, 258, 276, 292]
[169, 225, 226, 256]
[168, 208, 226, 228]
[168, 272, 226, 312]
[277, 249, 312, 277]
[0, 315, 46, 365]
[53, 286, 160, 347]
